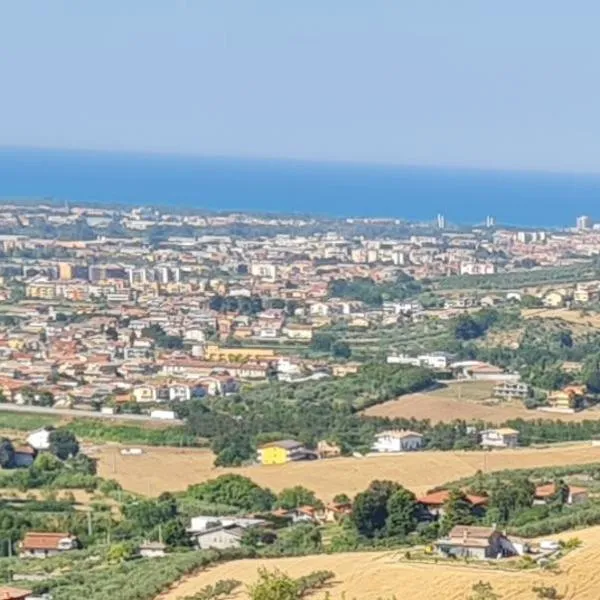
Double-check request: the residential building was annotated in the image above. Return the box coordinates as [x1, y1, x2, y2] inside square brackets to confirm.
[543, 291, 566, 308]
[257, 439, 313, 465]
[189, 516, 266, 533]
[533, 483, 589, 506]
[26, 428, 52, 452]
[19, 532, 79, 558]
[547, 385, 587, 412]
[418, 490, 488, 518]
[577, 215, 592, 230]
[480, 428, 519, 449]
[138, 541, 167, 558]
[192, 524, 247, 550]
[132, 385, 157, 404]
[493, 381, 530, 400]
[435, 526, 517, 560]
[316, 440, 341, 459]
[372, 430, 423, 453]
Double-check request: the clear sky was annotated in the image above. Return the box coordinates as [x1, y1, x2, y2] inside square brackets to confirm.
[1, 1, 599, 172]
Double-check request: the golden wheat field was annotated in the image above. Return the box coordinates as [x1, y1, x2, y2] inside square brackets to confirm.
[159, 525, 600, 600]
[363, 390, 600, 423]
[93, 443, 600, 501]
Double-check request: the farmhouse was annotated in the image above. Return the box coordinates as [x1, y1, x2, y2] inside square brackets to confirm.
[257, 440, 315, 465]
[480, 428, 519, 449]
[418, 490, 488, 518]
[192, 524, 247, 550]
[534, 483, 589, 506]
[188, 516, 267, 533]
[19, 532, 79, 558]
[435, 525, 517, 560]
[372, 430, 423, 453]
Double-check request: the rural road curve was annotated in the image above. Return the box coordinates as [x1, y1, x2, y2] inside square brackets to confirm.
[0, 403, 183, 424]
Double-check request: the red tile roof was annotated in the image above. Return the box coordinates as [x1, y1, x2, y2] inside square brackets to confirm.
[535, 483, 588, 498]
[21, 532, 72, 550]
[418, 490, 488, 507]
[0, 586, 32, 600]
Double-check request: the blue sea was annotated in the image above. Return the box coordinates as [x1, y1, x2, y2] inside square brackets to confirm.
[1, 146, 600, 227]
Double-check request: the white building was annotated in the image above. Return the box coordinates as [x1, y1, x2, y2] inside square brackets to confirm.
[480, 428, 519, 449]
[372, 430, 423, 453]
[26, 428, 52, 451]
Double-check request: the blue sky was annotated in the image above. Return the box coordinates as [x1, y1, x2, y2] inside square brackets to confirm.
[1, 1, 599, 172]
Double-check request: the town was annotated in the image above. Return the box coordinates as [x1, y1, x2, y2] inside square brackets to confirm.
[1, 202, 600, 599]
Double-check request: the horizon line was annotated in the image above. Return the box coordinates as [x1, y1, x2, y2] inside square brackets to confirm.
[3, 143, 600, 179]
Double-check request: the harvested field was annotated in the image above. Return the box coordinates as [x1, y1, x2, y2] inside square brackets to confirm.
[95, 443, 600, 501]
[160, 525, 600, 600]
[523, 307, 600, 329]
[364, 380, 600, 423]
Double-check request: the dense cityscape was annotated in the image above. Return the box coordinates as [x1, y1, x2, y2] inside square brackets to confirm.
[1, 204, 600, 600]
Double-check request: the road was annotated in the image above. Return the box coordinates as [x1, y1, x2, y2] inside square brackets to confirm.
[0, 403, 184, 424]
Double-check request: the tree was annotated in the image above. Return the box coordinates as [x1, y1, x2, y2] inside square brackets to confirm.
[332, 341, 352, 359]
[276, 486, 322, 510]
[123, 497, 177, 531]
[33, 452, 63, 472]
[107, 542, 136, 564]
[351, 480, 400, 538]
[188, 474, 276, 512]
[385, 487, 419, 537]
[272, 523, 322, 554]
[248, 569, 299, 600]
[584, 369, 600, 394]
[105, 326, 119, 341]
[212, 435, 255, 467]
[310, 333, 334, 353]
[488, 477, 535, 524]
[270, 299, 285, 310]
[441, 489, 474, 534]
[162, 518, 191, 547]
[548, 480, 570, 508]
[332, 493, 351, 505]
[36, 391, 54, 408]
[48, 429, 79, 460]
[454, 314, 485, 341]
[468, 581, 500, 600]
[0, 439, 14, 469]
[532, 585, 563, 599]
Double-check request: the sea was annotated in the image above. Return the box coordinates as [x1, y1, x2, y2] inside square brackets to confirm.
[1, 146, 600, 228]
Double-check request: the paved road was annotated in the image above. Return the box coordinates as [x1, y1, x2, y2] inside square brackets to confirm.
[0, 403, 184, 424]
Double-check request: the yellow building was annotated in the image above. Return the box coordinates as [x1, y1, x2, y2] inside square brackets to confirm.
[204, 344, 276, 362]
[58, 262, 73, 280]
[257, 440, 308, 465]
[548, 385, 587, 411]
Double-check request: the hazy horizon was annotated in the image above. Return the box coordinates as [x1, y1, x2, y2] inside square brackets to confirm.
[2, 2, 600, 173]
[6, 143, 600, 179]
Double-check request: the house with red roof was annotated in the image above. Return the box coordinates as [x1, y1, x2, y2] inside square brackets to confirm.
[19, 532, 79, 559]
[533, 483, 589, 506]
[418, 489, 488, 518]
